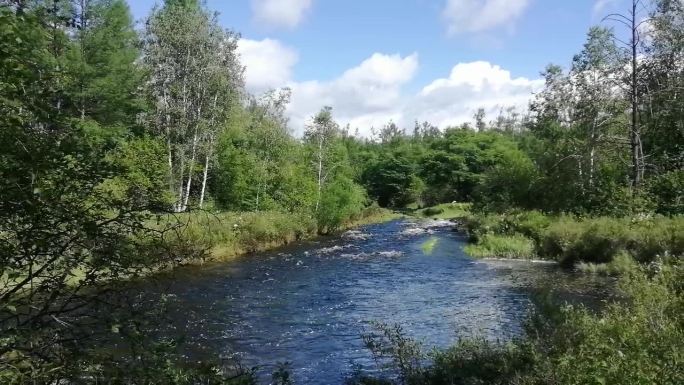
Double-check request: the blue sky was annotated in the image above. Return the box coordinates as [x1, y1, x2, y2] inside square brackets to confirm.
[126, 0, 632, 134]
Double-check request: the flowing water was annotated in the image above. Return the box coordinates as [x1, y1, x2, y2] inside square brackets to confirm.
[142, 219, 612, 384]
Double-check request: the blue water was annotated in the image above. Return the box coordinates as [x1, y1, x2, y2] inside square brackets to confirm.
[146, 219, 603, 384]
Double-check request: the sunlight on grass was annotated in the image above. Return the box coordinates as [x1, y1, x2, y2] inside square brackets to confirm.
[419, 203, 472, 219]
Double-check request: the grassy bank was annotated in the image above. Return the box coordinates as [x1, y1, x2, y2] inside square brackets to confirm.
[416, 202, 472, 220]
[159, 206, 401, 262]
[462, 210, 683, 269]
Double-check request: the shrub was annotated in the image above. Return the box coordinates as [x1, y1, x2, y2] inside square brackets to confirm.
[348, 259, 684, 385]
[464, 234, 535, 259]
[422, 207, 444, 217]
[317, 176, 367, 233]
[524, 259, 684, 385]
[648, 169, 684, 215]
[540, 216, 684, 265]
[576, 251, 639, 276]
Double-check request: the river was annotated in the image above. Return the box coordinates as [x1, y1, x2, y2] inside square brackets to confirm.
[140, 219, 611, 384]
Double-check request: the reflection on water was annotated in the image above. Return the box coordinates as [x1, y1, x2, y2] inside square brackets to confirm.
[141, 219, 612, 384]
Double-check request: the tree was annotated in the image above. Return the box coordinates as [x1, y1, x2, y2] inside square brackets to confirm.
[65, 0, 143, 129]
[0, 6, 182, 381]
[602, 0, 650, 188]
[473, 108, 486, 131]
[144, 1, 243, 211]
[641, 0, 684, 175]
[379, 120, 404, 144]
[304, 106, 341, 213]
[570, 26, 626, 189]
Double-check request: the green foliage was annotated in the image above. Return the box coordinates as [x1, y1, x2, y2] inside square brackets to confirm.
[103, 136, 173, 208]
[160, 211, 318, 259]
[464, 234, 536, 259]
[465, 211, 683, 265]
[317, 176, 367, 233]
[419, 203, 472, 219]
[419, 130, 526, 205]
[539, 216, 684, 265]
[350, 260, 684, 385]
[65, 0, 143, 128]
[576, 251, 639, 276]
[473, 148, 538, 212]
[525, 260, 684, 385]
[421, 207, 444, 217]
[647, 169, 684, 215]
[363, 147, 424, 207]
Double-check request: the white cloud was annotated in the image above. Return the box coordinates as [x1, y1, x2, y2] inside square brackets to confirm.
[287, 53, 419, 134]
[237, 38, 299, 94]
[442, 0, 531, 35]
[234, 39, 542, 136]
[251, 0, 313, 29]
[409, 61, 544, 128]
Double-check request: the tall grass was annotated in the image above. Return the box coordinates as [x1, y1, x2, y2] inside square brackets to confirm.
[464, 211, 683, 266]
[156, 206, 399, 261]
[419, 203, 472, 219]
[464, 234, 535, 259]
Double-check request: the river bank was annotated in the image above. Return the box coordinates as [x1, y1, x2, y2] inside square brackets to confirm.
[161, 206, 403, 263]
[413, 204, 683, 274]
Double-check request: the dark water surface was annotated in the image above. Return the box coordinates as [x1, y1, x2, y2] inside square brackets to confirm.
[144, 219, 610, 384]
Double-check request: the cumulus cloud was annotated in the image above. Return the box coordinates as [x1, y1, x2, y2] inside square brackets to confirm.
[251, 0, 313, 29]
[234, 38, 542, 136]
[237, 38, 299, 94]
[287, 53, 419, 133]
[409, 61, 544, 128]
[442, 0, 531, 35]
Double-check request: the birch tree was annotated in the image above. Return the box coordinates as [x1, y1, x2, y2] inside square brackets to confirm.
[603, 0, 650, 188]
[304, 106, 341, 213]
[570, 26, 626, 189]
[144, 0, 242, 211]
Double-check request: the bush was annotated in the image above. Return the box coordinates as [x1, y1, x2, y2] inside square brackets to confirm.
[317, 176, 367, 233]
[422, 207, 444, 217]
[465, 212, 683, 266]
[576, 251, 639, 276]
[648, 169, 684, 215]
[464, 210, 550, 244]
[524, 259, 684, 385]
[464, 234, 536, 259]
[540, 216, 684, 265]
[348, 259, 684, 385]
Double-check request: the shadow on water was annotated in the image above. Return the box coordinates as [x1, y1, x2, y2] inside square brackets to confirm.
[138, 219, 613, 384]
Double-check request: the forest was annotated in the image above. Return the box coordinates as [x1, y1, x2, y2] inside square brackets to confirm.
[0, 0, 682, 384]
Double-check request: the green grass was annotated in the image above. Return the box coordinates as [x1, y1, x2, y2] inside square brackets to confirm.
[419, 203, 472, 219]
[464, 234, 535, 259]
[155, 206, 400, 262]
[464, 211, 684, 267]
[575, 251, 639, 276]
[421, 237, 439, 255]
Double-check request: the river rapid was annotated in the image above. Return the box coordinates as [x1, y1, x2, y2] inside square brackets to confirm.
[141, 219, 611, 384]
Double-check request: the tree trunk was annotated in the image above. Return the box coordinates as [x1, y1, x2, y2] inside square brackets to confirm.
[199, 139, 212, 209]
[175, 151, 185, 212]
[198, 156, 210, 209]
[315, 136, 324, 213]
[630, 0, 643, 189]
[181, 130, 198, 211]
